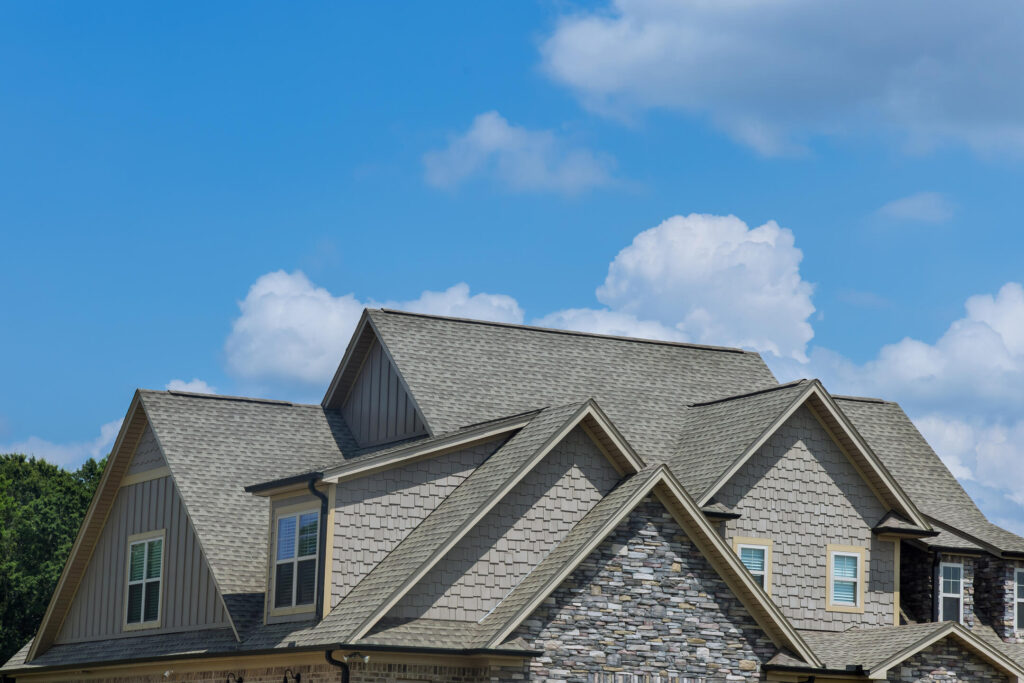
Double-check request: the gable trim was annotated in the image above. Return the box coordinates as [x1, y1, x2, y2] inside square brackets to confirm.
[868, 622, 1024, 681]
[321, 311, 433, 437]
[119, 466, 171, 488]
[697, 380, 929, 530]
[28, 395, 149, 661]
[346, 400, 640, 643]
[482, 466, 822, 668]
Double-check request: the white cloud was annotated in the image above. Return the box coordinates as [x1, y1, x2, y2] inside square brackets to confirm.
[0, 419, 123, 468]
[225, 271, 523, 385]
[544, 214, 815, 360]
[165, 378, 217, 394]
[541, 0, 1024, 156]
[534, 308, 685, 341]
[773, 282, 1024, 527]
[877, 192, 954, 224]
[423, 111, 615, 194]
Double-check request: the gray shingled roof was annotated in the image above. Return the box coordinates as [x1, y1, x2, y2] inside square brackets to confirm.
[797, 623, 949, 671]
[672, 380, 809, 496]
[140, 391, 356, 598]
[367, 309, 777, 462]
[297, 402, 586, 644]
[837, 397, 1024, 554]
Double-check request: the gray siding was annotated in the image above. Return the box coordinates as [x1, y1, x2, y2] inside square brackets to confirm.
[342, 339, 426, 447]
[717, 405, 895, 631]
[124, 425, 166, 478]
[55, 474, 229, 643]
[331, 438, 503, 606]
[388, 426, 621, 621]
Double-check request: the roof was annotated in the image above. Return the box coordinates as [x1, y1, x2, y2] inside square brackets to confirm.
[837, 397, 1024, 555]
[787, 623, 1024, 679]
[344, 309, 778, 461]
[872, 511, 936, 537]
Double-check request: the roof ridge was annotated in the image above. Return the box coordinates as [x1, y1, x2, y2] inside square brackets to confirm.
[151, 389, 311, 407]
[373, 308, 755, 355]
[832, 394, 892, 405]
[687, 379, 809, 407]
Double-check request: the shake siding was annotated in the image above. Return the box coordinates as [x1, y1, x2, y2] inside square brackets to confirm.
[55, 466, 229, 643]
[387, 427, 621, 622]
[341, 339, 426, 447]
[124, 426, 166, 476]
[717, 405, 895, 631]
[331, 438, 503, 606]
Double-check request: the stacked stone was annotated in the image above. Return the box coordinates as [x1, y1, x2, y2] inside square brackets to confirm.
[887, 638, 1007, 682]
[512, 497, 775, 682]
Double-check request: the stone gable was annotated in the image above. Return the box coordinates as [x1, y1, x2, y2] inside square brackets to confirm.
[511, 496, 776, 681]
[887, 637, 1008, 682]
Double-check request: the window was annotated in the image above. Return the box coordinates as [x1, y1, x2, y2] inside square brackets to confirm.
[939, 561, 963, 623]
[125, 531, 164, 629]
[273, 509, 319, 611]
[1016, 568, 1024, 633]
[826, 545, 865, 613]
[733, 537, 772, 591]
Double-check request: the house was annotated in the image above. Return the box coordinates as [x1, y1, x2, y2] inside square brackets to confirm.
[4, 308, 1024, 682]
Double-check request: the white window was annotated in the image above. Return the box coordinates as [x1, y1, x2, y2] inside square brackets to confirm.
[737, 544, 768, 589]
[1014, 568, 1023, 632]
[273, 510, 319, 610]
[939, 561, 963, 623]
[830, 551, 861, 607]
[125, 531, 164, 629]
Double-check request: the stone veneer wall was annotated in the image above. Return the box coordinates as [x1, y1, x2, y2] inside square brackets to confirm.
[900, 542, 934, 623]
[716, 406, 895, 631]
[938, 553, 977, 628]
[977, 556, 1024, 643]
[511, 497, 777, 681]
[885, 637, 1008, 682]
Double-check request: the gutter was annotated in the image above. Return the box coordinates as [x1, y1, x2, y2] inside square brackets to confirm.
[1, 643, 542, 677]
[763, 663, 865, 677]
[244, 471, 325, 495]
[307, 475, 330, 622]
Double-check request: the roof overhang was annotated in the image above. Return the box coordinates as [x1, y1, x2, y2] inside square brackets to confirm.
[698, 380, 930, 531]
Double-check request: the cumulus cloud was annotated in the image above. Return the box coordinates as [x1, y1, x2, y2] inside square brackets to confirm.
[541, 0, 1024, 156]
[225, 271, 523, 385]
[0, 419, 123, 468]
[877, 192, 954, 224]
[423, 111, 615, 194]
[165, 378, 217, 394]
[544, 214, 815, 360]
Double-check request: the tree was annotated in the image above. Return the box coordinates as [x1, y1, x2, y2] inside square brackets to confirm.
[0, 454, 106, 663]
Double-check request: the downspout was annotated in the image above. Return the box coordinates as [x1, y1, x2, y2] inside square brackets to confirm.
[932, 551, 941, 622]
[324, 650, 350, 683]
[307, 474, 329, 621]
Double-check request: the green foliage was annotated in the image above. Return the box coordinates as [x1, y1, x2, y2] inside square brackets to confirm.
[0, 454, 107, 663]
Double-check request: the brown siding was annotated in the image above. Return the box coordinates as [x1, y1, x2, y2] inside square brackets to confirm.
[342, 339, 426, 447]
[55, 473, 229, 643]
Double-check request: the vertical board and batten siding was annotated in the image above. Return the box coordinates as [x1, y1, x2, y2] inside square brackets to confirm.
[717, 405, 895, 631]
[342, 339, 426, 447]
[55, 474, 229, 643]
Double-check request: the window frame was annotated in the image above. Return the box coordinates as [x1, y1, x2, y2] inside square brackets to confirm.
[825, 544, 866, 614]
[123, 529, 166, 632]
[270, 505, 320, 616]
[1015, 567, 1024, 634]
[938, 560, 964, 623]
[732, 536, 773, 593]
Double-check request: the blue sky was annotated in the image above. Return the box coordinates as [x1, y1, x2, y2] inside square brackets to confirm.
[3, 1, 1024, 530]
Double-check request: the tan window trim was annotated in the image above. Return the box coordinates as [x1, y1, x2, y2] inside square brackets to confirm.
[732, 536, 773, 593]
[123, 529, 166, 632]
[269, 503, 320, 618]
[826, 544, 866, 614]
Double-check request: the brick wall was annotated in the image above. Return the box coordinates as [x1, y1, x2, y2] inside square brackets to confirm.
[885, 637, 1008, 682]
[511, 497, 777, 681]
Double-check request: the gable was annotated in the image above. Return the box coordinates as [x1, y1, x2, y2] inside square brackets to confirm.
[121, 424, 169, 484]
[383, 425, 622, 623]
[341, 336, 427, 447]
[717, 405, 896, 631]
[56, 427, 230, 644]
[509, 494, 778, 679]
[331, 436, 504, 606]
